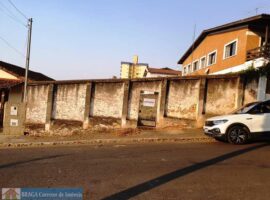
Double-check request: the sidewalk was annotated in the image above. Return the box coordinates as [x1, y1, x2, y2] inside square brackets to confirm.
[0, 128, 214, 148]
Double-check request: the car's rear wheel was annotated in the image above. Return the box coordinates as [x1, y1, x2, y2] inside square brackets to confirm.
[227, 125, 249, 145]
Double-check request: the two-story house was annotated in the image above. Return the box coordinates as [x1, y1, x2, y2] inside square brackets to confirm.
[179, 14, 270, 76]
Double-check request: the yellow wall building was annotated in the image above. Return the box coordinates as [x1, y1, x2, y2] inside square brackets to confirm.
[120, 56, 148, 79]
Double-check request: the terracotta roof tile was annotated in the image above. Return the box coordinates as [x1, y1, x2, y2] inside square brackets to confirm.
[148, 67, 182, 75]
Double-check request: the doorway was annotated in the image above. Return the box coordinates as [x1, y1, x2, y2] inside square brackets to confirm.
[137, 91, 159, 127]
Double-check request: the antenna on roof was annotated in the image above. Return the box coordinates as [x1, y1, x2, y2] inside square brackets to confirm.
[245, 5, 270, 16]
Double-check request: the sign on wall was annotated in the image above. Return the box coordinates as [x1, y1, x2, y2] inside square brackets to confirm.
[10, 119, 18, 126]
[143, 98, 156, 107]
[10, 106, 18, 116]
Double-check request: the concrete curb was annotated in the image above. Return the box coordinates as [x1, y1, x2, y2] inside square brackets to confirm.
[0, 136, 215, 148]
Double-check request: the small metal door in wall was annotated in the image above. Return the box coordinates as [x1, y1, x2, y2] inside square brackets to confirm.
[138, 91, 159, 127]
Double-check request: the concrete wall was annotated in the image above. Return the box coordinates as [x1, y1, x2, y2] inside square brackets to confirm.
[26, 85, 49, 124]
[52, 84, 87, 121]
[244, 77, 259, 104]
[166, 79, 200, 119]
[5, 74, 265, 131]
[92, 82, 124, 118]
[8, 84, 23, 103]
[205, 78, 238, 115]
[128, 81, 161, 120]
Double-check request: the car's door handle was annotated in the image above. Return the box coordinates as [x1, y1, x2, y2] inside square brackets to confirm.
[246, 118, 253, 120]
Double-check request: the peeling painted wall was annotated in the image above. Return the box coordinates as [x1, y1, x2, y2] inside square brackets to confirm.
[128, 81, 161, 120]
[52, 84, 86, 121]
[205, 78, 238, 115]
[244, 77, 258, 104]
[26, 85, 49, 124]
[8, 74, 265, 128]
[166, 80, 200, 119]
[92, 82, 124, 118]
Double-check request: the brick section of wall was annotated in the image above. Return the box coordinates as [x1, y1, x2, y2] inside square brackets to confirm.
[205, 78, 238, 115]
[92, 82, 124, 118]
[52, 84, 87, 121]
[166, 79, 200, 119]
[128, 81, 161, 120]
[26, 85, 49, 124]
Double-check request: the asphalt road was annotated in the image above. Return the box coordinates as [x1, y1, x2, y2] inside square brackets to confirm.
[0, 141, 270, 200]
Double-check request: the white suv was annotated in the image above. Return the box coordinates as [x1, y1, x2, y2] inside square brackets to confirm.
[204, 100, 270, 144]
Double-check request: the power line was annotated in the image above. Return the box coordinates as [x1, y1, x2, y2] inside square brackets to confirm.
[7, 0, 28, 20]
[0, 2, 27, 27]
[0, 8, 27, 27]
[0, 35, 25, 58]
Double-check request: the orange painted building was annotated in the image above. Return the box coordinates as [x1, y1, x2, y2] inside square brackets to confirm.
[178, 14, 270, 76]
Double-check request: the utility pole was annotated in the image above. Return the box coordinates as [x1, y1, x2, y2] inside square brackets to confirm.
[23, 18, 33, 102]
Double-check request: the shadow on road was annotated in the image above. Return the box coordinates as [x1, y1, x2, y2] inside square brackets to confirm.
[102, 143, 269, 200]
[0, 154, 68, 169]
[250, 134, 270, 143]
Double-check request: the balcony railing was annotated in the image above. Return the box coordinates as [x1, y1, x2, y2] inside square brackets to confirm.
[246, 44, 270, 61]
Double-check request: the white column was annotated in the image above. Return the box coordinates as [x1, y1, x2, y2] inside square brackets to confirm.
[257, 75, 267, 101]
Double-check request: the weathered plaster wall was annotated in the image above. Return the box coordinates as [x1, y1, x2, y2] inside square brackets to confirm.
[166, 79, 200, 119]
[9, 85, 23, 103]
[7, 74, 264, 131]
[244, 77, 258, 104]
[26, 85, 49, 124]
[52, 84, 87, 121]
[128, 81, 161, 120]
[92, 82, 124, 118]
[205, 78, 238, 115]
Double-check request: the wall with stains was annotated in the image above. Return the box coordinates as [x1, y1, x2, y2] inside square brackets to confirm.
[205, 78, 238, 115]
[52, 84, 87, 121]
[244, 77, 259, 104]
[166, 79, 200, 119]
[128, 81, 161, 120]
[26, 85, 49, 124]
[92, 82, 124, 118]
[7, 73, 265, 130]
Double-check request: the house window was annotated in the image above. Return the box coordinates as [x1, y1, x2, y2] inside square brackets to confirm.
[183, 66, 186, 75]
[224, 40, 237, 59]
[193, 61, 199, 71]
[187, 64, 191, 73]
[208, 50, 217, 66]
[200, 57, 206, 68]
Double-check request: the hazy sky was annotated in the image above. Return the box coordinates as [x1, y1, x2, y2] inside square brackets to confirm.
[0, 0, 270, 80]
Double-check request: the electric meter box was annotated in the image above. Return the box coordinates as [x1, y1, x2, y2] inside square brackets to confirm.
[3, 102, 26, 135]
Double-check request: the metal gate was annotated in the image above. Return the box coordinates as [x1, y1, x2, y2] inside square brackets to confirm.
[138, 91, 159, 127]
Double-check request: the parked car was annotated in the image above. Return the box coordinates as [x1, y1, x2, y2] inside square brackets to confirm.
[204, 100, 270, 144]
